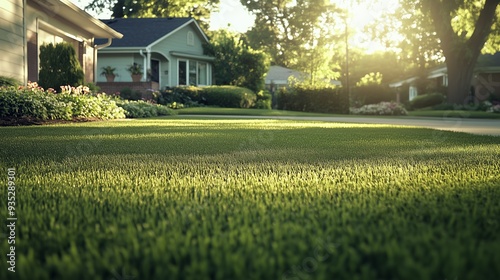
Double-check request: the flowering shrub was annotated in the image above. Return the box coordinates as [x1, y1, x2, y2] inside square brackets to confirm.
[487, 104, 500, 113]
[0, 82, 125, 123]
[350, 102, 408, 116]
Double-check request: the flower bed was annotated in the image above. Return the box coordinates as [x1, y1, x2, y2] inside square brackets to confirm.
[0, 82, 125, 123]
[350, 102, 408, 116]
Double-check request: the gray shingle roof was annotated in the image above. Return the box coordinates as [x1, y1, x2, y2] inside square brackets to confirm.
[476, 52, 500, 68]
[95, 18, 193, 48]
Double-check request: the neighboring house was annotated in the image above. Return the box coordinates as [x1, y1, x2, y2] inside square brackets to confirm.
[265, 65, 341, 92]
[390, 52, 500, 102]
[95, 17, 215, 92]
[0, 0, 122, 85]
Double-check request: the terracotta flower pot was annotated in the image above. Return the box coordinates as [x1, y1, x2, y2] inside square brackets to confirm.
[131, 74, 142, 82]
[105, 74, 115, 82]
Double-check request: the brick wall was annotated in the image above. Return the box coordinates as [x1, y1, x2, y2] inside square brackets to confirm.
[97, 81, 160, 100]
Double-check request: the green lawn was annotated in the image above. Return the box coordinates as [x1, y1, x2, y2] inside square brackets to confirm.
[178, 107, 500, 119]
[177, 107, 340, 117]
[1, 117, 499, 280]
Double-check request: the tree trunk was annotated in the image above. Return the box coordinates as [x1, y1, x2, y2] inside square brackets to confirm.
[424, 0, 500, 105]
[445, 54, 477, 105]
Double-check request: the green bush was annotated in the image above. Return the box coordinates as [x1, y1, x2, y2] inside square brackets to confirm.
[116, 100, 176, 118]
[0, 83, 125, 122]
[38, 42, 84, 90]
[158, 87, 202, 107]
[119, 87, 142, 100]
[0, 76, 21, 87]
[201, 86, 256, 108]
[254, 90, 272, 109]
[277, 85, 349, 114]
[351, 84, 395, 106]
[159, 86, 257, 109]
[409, 93, 445, 110]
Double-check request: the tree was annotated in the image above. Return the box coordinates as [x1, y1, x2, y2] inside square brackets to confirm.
[203, 30, 269, 92]
[241, 0, 340, 75]
[85, 0, 219, 30]
[422, 0, 500, 104]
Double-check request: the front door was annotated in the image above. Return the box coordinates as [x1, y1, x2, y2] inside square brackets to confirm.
[150, 59, 159, 83]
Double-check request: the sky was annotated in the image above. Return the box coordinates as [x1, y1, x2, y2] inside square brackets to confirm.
[73, 0, 401, 52]
[73, 0, 255, 33]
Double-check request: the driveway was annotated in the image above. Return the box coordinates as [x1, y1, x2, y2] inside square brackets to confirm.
[184, 115, 500, 137]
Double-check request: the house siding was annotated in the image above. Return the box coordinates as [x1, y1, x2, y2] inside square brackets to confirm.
[97, 53, 138, 82]
[151, 24, 206, 87]
[25, 1, 96, 83]
[0, 0, 25, 83]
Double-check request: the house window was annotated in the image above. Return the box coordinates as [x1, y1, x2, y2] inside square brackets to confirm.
[198, 62, 207, 85]
[409, 85, 418, 101]
[178, 60, 187, 85]
[178, 59, 210, 86]
[187, 31, 194, 46]
[189, 62, 197, 85]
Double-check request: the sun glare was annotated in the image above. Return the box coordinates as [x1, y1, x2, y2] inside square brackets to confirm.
[331, 0, 402, 53]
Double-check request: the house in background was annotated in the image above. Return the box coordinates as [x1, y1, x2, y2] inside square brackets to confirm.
[265, 65, 341, 92]
[0, 0, 122, 85]
[95, 18, 215, 94]
[390, 52, 500, 102]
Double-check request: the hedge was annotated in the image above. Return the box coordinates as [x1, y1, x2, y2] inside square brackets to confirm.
[409, 93, 445, 110]
[351, 84, 395, 106]
[158, 86, 257, 108]
[276, 86, 349, 114]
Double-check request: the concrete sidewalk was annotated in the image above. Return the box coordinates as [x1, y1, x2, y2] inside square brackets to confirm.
[183, 115, 500, 137]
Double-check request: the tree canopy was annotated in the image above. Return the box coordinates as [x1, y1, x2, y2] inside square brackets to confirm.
[241, 0, 340, 84]
[203, 30, 269, 92]
[85, 0, 219, 29]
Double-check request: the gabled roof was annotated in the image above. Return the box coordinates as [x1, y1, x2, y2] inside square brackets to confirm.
[29, 0, 122, 39]
[265, 65, 341, 86]
[95, 18, 206, 48]
[476, 52, 500, 68]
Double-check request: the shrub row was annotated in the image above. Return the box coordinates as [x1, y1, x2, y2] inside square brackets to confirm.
[0, 83, 125, 122]
[116, 100, 176, 118]
[157, 86, 257, 108]
[408, 92, 445, 110]
[276, 86, 349, 114]
[351, 85, 395, 107]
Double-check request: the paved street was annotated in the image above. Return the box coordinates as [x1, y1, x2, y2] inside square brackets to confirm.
[185, 115, 500, 136]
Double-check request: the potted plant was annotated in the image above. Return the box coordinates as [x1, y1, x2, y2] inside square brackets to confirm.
[127, 63, 143, 82]
[100, 66, 117, 82]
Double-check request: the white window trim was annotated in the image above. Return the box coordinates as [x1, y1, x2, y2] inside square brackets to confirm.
[177, 59, 212, 86]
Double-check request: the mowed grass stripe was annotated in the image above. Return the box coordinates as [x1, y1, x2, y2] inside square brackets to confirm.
[0, 118, 499, 280]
